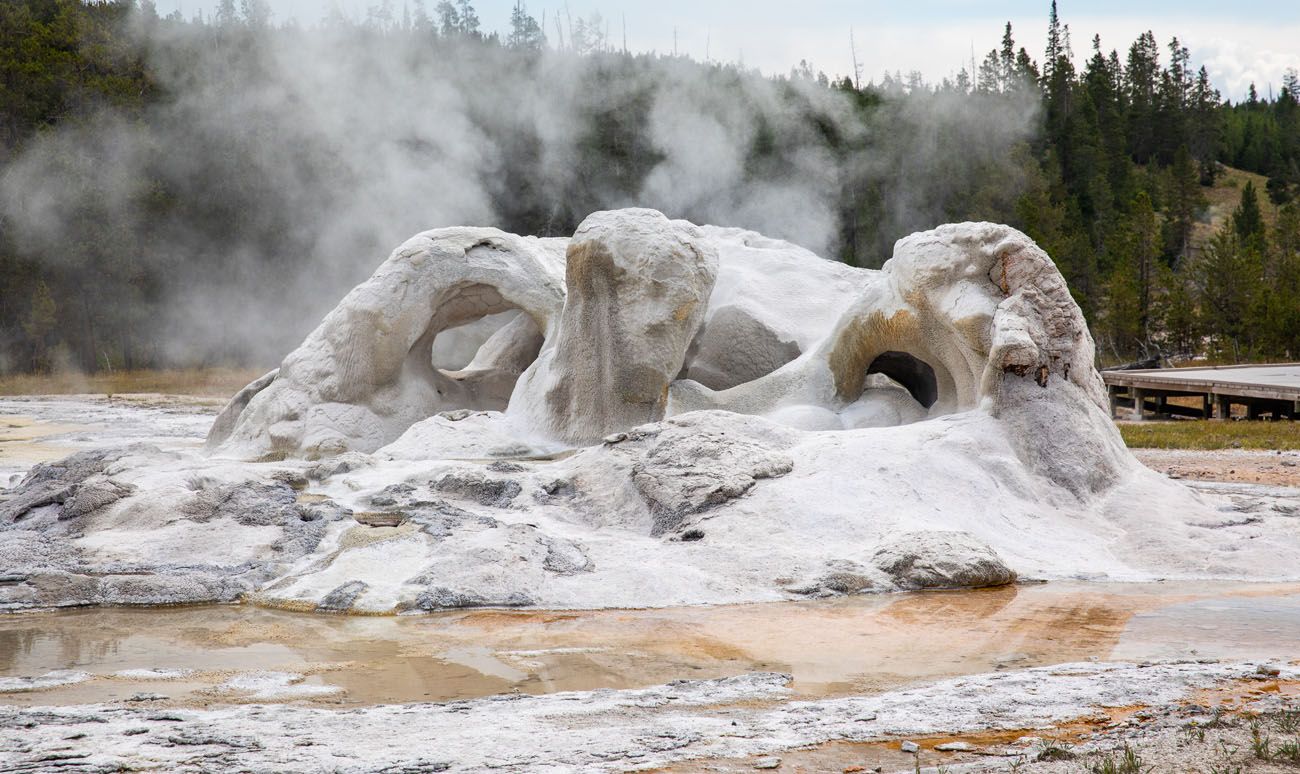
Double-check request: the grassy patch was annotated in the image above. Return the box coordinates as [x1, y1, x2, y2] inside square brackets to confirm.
[1035, 738, 1075, 761]
[0, 367, 266, 397]
[1118, 420, 1300, 451]
[1191, 165, 1275, 251]
[1086, 743, 1151, 774]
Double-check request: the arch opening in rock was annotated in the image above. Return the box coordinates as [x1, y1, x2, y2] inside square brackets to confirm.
[866, 351, 938, 409]
[431, 310, 526, 371]
[405, 293, 548, 418]
[421, 303, 545, 414]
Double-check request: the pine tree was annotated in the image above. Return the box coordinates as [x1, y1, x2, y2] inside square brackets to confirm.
[215, 0, 238, 26]
[434, 1, 459, 36]
[1192, 228, 1263, 361]
[507, 1, 544, 50]
[1013, 48, 1039, 93]
[1189, 66, 1221, 183]
[1044, 0, 1062, 83]
[239, 0, 271, 27]
[977, 50, 1001, 93]
[1119, 191, 1159, 352]
[954, 67, 971, 94]
[1124, 31, 1160, 163]
[1260, 203, 1300, 357]
[1157, 262, 1199, 357]
[455, 0, 478, 37]
[1083, 34, 1129, 211]
[1233, 181, 1266, 249]
[1284, 68, 1300, 98]
[998, 22, 1015, 92]
[1164, 145, 1203, 264]
[411, 0, 432, 34]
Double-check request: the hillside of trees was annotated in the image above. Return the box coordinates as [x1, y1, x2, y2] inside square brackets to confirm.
[0, 0, 1298, 374]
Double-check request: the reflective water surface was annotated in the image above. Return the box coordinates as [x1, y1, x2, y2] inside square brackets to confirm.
[2, 581, 1299, 708]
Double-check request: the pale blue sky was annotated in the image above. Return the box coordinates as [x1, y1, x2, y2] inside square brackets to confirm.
[161, 1, 1300, 99]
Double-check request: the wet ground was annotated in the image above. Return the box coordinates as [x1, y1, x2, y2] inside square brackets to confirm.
[4, 396, 1300, 772]
[0, 395, 216, 483]
[3, 581, 1300, 709]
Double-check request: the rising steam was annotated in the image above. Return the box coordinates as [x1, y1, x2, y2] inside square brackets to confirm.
[0, 15, 1039, 368]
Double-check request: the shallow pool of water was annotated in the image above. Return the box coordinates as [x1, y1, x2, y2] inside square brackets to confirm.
[3, 580, 1300, 709]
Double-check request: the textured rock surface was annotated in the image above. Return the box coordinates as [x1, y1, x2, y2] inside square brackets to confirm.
[209, 228, 567, 458]
[0, 446, 146, 527]
[5, 213, 1300, 613]
[682, 225, 864, 390]
[509, 209, 719, 444]
[593, 412, 796, 537]
[1, 662, 1289, 773]
[871, 531, 1017, 589]
[0, 450, 348, 611]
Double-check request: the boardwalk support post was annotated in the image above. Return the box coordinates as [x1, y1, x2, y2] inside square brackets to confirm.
[1217, 395, 1231, 420]
[1131, 388, 1146, 421]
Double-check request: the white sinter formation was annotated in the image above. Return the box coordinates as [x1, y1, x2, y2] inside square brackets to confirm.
[4, 209, 1299, 613]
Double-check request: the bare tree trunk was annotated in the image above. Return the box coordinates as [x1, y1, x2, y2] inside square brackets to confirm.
[850, 28, 861, 90]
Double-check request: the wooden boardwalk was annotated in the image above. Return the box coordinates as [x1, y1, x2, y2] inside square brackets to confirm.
[1102, 363, 1300, 421]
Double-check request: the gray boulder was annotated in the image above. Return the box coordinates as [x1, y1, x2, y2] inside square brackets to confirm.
[872, 531, 1017, 589]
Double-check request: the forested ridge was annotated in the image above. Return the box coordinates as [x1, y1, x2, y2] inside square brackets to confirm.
[1, 0, 1298, 374]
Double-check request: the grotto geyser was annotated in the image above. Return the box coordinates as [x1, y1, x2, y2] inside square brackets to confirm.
[4, 209, 1299, 614]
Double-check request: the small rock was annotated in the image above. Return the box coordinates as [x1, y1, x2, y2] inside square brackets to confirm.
[753, 756, 782, 769]
[1282, 460, 1296, 468]
[935, 741, 975, 752]
[603, 432, 629, 444]
[900, 741, 920, 753]
[872, 531, 1016, 590]
[353, 512, 405, 527]
[487, 461, 526, 474]
[270, 470, 309, 490]
[123, 727, 149, 736]
[126, 692, 168, 702]
[433, 472, 521, 507]
[539, 479, 576, 497]
[1257, 664, 1282, 677]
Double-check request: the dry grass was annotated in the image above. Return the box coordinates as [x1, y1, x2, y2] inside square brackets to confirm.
[1191, 165, 1276, 254]
[1119, 420, 1300, 450]
[0, 367, 266, 397]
